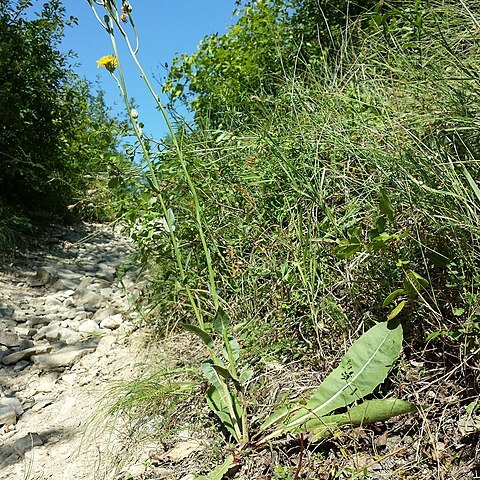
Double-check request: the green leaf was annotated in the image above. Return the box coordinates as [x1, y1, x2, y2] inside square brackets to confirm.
[205, 383, 243, 441]
[403, 270, 429, 295]
[222, 337, 240, 362]
[463, 165, 480, 204]
[379, 189, 394, 223]
[375, 216, 387, 234]
[383, 289, 405, 307]
[196, 455, 236, 480]
[181, 324, 214, 348]
[387, 301, 406, 320]
[334, 239, 362, 259]
[213, 307, 230, 334]
[262, 321, 403, 438]
[201, 360, 223, 389]
[239, 368, 254, 384]
[211, 364, 241, 390]
[309, 399, 417, 440]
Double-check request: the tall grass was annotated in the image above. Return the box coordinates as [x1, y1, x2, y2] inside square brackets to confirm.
[139, 1, 479, 363]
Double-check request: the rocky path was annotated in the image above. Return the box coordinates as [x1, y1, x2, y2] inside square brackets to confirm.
[0, 223, 144, 479]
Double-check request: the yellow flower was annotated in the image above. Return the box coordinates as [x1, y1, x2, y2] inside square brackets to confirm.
[96, 55, 117, 73]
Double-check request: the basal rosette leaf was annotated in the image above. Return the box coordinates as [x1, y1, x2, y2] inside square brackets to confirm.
[261, 321, 403, 439]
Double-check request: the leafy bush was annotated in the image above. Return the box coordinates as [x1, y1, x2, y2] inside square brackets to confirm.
[0, 0, 129, 241]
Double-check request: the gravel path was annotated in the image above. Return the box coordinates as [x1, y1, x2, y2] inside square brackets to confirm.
[0, 223, 145, 479]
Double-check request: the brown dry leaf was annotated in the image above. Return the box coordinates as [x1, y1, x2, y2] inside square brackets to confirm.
[161, 440, 205, 462]
[376, 431, 388, 450]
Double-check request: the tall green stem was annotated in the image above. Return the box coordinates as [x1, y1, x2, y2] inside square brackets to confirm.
[88, 1, 245, 442]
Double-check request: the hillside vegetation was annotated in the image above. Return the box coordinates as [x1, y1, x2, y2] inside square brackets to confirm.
[2, 0, 479, 477]
[111, 0, 480, 477]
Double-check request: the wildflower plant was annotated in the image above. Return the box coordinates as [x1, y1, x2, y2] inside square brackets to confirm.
[88, 0, 249, 444]
[96, 54, 117, 73]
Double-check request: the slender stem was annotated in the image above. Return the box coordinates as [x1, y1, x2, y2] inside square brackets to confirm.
[114, 16, 219, 310]
[102, 12, 208, 329]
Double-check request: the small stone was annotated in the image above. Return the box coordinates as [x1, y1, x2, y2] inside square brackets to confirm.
[78, 320, 100, 335]
[0, 409, 17, 426]
[13, 309, 27, 321]
[33, 374, 59, 394]
[60, 372, 77, 385]
[72, 289, 102, 308]
[43, 322, 61, 340]
[51, 278, 78, 291]
[18, 339, 34, 350]
[57, 289, 75, 298]
[14, 326, 30, 337]
[31, 399, 53, 412]
[44, 295, 63, 307]
[26, 316, 51, 327]
[97, 263, 116, 281]
[60, 328, 82, 345]
[32, 345, 95, 369]
[13, 432, 43, 455]
[100, 314, 123, 330]
[96, 335, 117, 355]
[123, 464, 147, 478]
[0, 319, 17, 330]
[2, 344, 52, 365]
[13, 360, 30, 372]
[0, 304, 15, 318]
[100, 287, 113, 297]
[0, 332, 20, 347]
[63, 297, 74, 307]
[84, 303, 97, 313]
[92, 307, 119, 322]
[0, 397, 24, 420]
[29, 267, 59, 287]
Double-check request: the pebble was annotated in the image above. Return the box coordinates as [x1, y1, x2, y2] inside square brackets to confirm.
[32, 345, 96, 369]
[13, 432, 43, 454]
[1, 344, 52, 365]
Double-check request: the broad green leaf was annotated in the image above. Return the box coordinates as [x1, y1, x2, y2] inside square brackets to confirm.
[196, 455, 235, 480]
[262, 321, 403, 438]
[222, 337, 240, 362]
[181, 324, 213, 348]
[201, 360, 223, 389]
[205, 384, 243, 441]
[387, 301, 406, 320]
[383, 289, 405, 307]
[211, 364, 241, 390]
[379, 189, 394, 223]
[213, 307, 230, 334]
[334, 239, 362, 259]
[403, 270, 429, 295]
[308, 399, 417, 440]
[375, 216, 387, 235]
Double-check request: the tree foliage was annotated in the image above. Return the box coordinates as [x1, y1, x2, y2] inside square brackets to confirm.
[164, 0, 379, 128]
[0, 0, 126, 223]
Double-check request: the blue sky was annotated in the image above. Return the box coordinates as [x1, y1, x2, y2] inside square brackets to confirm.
[60, 1, 238, 138]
